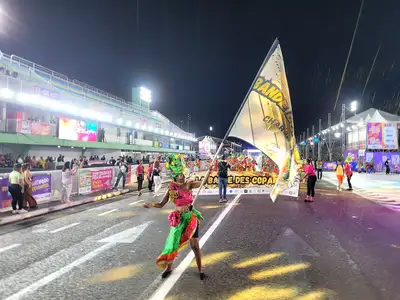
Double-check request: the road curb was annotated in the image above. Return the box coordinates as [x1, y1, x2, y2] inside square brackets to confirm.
[0, 181, 171, 226]
[0, 189, 135, 226]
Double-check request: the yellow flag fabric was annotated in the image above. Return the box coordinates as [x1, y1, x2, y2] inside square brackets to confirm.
[229, 39, 299, 201]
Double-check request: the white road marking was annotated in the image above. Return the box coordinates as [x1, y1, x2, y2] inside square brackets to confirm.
[149, 194, 242, 300]
[98, 209, 118, 216]
[3, 222, 151, 300]
[129, 200, 144, 206]
[49, 222, 80, 233]
[98, 221, 151, 243]
[0, 244, 21, 253]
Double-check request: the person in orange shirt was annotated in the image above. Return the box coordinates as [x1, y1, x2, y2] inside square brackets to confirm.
[335, 160, 345, 192]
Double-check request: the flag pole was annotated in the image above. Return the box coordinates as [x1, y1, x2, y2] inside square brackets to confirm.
[192, 38, 280, 205]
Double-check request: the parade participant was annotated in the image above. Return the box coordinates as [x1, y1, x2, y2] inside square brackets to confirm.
[344, 159, 353, 191]
[143, 154, 205, 280]
[303, 159, 317, 202]
[335, 160, 344, 191]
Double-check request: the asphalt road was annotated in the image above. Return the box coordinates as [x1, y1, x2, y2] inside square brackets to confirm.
[1, 178, 400, 300]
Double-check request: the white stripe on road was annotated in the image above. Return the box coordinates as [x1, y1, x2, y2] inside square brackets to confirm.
[149, 194, 242, 300]
[3, 222, 151, 300]
[98, 209, 118, 216]
[3, 243, 114, 300]
[129, 200, 144, 206]
[0, 244, 21, 253]
[49, 223, 80, 233]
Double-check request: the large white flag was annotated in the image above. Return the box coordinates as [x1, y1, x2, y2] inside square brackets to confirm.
[229, 39, 299, 201]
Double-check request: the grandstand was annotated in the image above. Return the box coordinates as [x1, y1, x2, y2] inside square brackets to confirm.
[0, 49, 195, 158]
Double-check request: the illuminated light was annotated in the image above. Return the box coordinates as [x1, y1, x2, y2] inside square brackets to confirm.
[90, 264, 142, 284]
[148, 126, 153, 132]
[161, 129, 165, 135]
[249, 263, 310, 280]
[350, 100, 358, 112]
[154, 128, 159, 133]
[391, 244, 400, 249]
[358, 121, 363, 127]
[347, 127, 351, 131]
[340, 123, 344, 128]
[190, 251, 233, 268]
[126, 121, 132, 126]
[116, 118, 123, 125]
[200, 205, 221, 209]
[233, 253, 283, 269]
[295, 290, 328, 300]
[0, 88, 15, 99]
[227, 286, 299, 300]
[57, 146, 61, 148]
[71, 146, 74, 149]
[334, 132, 341, 138]
[352, 125, 357, 129]
[135, 123, 140, 129]
[16, 92, 32, 103]
[139, 87, 152, 102]
[165, 130, 169, 135]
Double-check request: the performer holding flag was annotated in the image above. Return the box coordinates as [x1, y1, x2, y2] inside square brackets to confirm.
[143, 154, 206, 280]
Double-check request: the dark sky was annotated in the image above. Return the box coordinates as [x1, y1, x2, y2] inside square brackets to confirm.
[1, 0, 399, 138]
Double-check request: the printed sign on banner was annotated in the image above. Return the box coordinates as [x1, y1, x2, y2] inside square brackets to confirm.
[91, 169, 113, 192]
[78, 169, 92, 194]
[367, 122, 398, 150]
[198, 39, 300, 201]
[0, 178, 11, 208]
[32, 174, 52, 201]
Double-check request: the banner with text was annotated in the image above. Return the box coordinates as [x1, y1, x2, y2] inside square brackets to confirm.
[213, 39, 300, 201]
[367, 122, 398, 150]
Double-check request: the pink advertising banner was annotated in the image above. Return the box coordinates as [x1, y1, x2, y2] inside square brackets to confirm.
[91, 168, 113, 192]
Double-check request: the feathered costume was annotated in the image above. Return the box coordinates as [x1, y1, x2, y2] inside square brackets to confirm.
[156, 154, 204, 269]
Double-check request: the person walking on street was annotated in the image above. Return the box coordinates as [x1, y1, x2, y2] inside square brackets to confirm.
[136, 160, 145, 196]
[385, 159, 390, 175]
[316, 159, 323, 180]
[217, 155, 230, 203]
[344, 160, 353, 191]
[8, 164, 27, 214]
[113, 158, 128, 190]
[335, 160, 344, 192]
[303, 159, 317, 202]
[153, 160, 162, 197]
[148, 162, 154, 192]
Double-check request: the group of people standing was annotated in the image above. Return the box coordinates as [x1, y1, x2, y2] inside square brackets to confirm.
[8, 163, 38, 214]
[112, 158, 163, 197]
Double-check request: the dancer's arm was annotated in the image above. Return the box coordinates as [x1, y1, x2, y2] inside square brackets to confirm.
[188, 180, 202, 189]
[143, 190, 169, 208]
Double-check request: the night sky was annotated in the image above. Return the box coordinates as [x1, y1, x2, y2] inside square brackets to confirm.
[1, 0, 399, 139]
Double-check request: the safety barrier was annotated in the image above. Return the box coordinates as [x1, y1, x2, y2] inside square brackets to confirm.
[0, 160, 209, 210]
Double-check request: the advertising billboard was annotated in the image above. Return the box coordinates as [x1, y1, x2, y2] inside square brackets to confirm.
[58, 117, 97, 142]
[367, 122, 398, 150]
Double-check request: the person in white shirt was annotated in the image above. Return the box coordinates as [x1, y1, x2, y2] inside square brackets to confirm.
[61, 161, 78, 203]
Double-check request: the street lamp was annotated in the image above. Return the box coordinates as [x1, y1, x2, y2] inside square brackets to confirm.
[350, 101, 358, 112]
[209, 126, 213, 136]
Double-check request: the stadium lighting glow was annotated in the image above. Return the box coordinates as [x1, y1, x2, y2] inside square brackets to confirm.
[358, 120, 363, 127]
[340, 123, 344, 128]
[126, 120, 132, 126]
[210, 126, 213, 131]
[161, 130, 165, 135]
[352, 125, 357, 129]
[148, 126, 153, 132]
[135, 123, 140, 129]
[116, 118, 123, 125]
[350, 101, 358, 112]
[140, 87, 152, 103]
[154, 128, 159, 133]
[347, 127, 351, 131]
[0, 88, 15, 99]
[334, 132, 341, 138]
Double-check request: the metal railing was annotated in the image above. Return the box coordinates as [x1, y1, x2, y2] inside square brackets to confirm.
[1, 50, 190, 135]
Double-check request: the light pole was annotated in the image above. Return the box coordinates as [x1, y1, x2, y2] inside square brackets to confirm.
[209, 126, 213, 136]
[341, 100, 358, 156]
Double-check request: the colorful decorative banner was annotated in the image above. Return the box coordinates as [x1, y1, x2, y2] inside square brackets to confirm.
[0, 174, 52, 208]
[31, 174, 52, 201]
[208, 39, 299, 200]
[78, 169, 92, 194]
[367, 122, 398, 150]
[91, 169, 113, 192]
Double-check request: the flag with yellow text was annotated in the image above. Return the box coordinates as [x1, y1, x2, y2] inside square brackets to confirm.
[229, 39, 299, 201]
